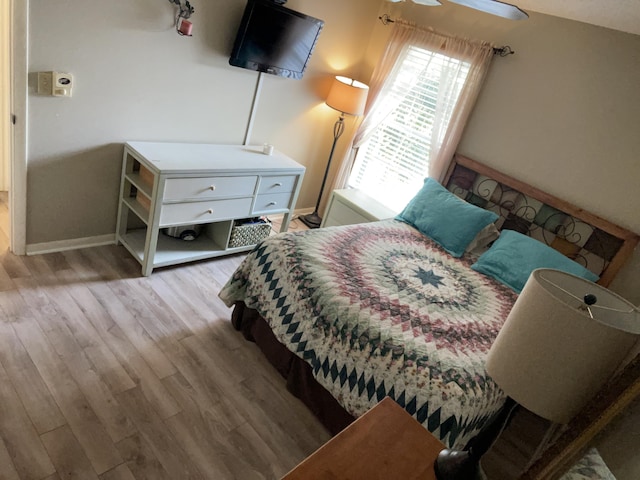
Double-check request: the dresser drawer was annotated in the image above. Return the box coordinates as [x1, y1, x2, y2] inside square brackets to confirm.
[163, 176, 257, 201]
[253, 192, 293, 213]
[160, 198, 253, 226]
[257, 175, 297, 194]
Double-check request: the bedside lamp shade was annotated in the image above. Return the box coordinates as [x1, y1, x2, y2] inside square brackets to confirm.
[436, 268, 639, 480]
[325, 76, 369, 116]
[486, 268, 640, 424]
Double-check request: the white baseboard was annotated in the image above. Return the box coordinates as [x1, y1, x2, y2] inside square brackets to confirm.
[26, 234, 116, 256]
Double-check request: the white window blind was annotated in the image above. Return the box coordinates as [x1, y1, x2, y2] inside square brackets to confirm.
[348, 45, 471, 212]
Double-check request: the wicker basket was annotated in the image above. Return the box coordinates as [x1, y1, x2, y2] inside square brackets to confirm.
[228, 219, 272, 248]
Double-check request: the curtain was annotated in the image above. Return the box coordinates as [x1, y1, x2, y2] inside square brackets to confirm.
[328, 20, 494, 206]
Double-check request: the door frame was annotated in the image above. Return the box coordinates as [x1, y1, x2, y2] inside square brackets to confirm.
[10, 0, 27, 255]
[0, 0, 8, 192]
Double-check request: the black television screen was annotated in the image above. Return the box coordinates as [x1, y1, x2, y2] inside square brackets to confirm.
[229, 0, 324, 80]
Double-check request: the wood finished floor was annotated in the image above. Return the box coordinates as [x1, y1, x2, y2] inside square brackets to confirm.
[0, 203, 541, 479]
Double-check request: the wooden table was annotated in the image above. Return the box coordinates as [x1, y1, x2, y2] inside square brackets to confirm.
[283, 397, 445, 479]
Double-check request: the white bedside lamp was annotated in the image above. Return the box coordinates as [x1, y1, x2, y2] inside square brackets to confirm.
[435, 268, 640, 479]
[300, 76, 369, 229]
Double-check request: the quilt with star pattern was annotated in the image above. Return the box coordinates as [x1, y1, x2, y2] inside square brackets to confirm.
[219, 219, 518, 448]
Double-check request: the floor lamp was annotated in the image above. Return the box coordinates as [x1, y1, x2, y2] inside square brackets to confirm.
[300, 76, 369, 229]
[435, 268, 640, 479]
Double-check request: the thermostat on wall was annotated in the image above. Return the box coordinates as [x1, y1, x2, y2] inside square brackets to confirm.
[37, 71, 73, 97]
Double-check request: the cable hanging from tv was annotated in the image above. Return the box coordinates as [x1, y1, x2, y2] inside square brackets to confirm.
[168, 0, 194, 36]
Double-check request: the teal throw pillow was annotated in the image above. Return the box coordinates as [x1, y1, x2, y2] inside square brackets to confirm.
[396, 178, 499, 257]
[471, 230, 600, 293]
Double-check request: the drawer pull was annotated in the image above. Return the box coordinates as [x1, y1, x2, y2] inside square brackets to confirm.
[209, 185, 216, 191]
[268, 201, 277, 206]
[274, 182, 283, 187]
[207, 209, 214, 214]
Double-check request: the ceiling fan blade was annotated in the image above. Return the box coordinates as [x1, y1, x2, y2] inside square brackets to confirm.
[448, 0, 528, 20]
[412, 0, 443, 5]
[385, 0, 443, 4]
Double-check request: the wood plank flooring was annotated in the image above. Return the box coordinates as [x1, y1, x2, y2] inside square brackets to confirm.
[0, 202, 540, 479]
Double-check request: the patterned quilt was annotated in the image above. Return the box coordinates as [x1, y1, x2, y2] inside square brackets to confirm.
[219, 220, 518, 448]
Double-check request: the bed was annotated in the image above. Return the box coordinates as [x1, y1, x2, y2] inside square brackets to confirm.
[218, 154, 639, 451]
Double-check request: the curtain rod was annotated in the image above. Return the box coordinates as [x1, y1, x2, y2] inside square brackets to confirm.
[378, 14, 515, 56]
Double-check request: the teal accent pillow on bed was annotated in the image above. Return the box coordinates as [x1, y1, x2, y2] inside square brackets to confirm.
[471, 229, 600, 293]
[396, 178, 499, 257]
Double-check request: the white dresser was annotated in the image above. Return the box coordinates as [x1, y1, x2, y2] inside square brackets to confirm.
[321, 189, 397, 228]
[116, 142, 305, 276]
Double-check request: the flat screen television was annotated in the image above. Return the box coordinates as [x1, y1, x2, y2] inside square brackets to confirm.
[229, 0, 324, 80]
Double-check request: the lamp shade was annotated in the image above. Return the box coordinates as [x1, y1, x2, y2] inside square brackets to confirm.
[412, 0, 442, 5]
[325, 76, 369, 116]
[486, 268, 639, 424]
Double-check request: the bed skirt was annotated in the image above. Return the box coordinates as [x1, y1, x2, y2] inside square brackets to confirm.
[231, 301, 355, 435]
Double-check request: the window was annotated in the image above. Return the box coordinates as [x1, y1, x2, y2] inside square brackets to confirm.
[348, 46, 471, 212]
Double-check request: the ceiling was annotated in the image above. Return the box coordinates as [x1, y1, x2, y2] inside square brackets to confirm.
[515, 0, 640, 36]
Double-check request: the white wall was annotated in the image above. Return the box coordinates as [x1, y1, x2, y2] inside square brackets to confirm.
[27, 0, 381, 244]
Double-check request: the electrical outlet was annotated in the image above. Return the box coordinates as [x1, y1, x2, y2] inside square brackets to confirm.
[37, 71, 53, 95]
